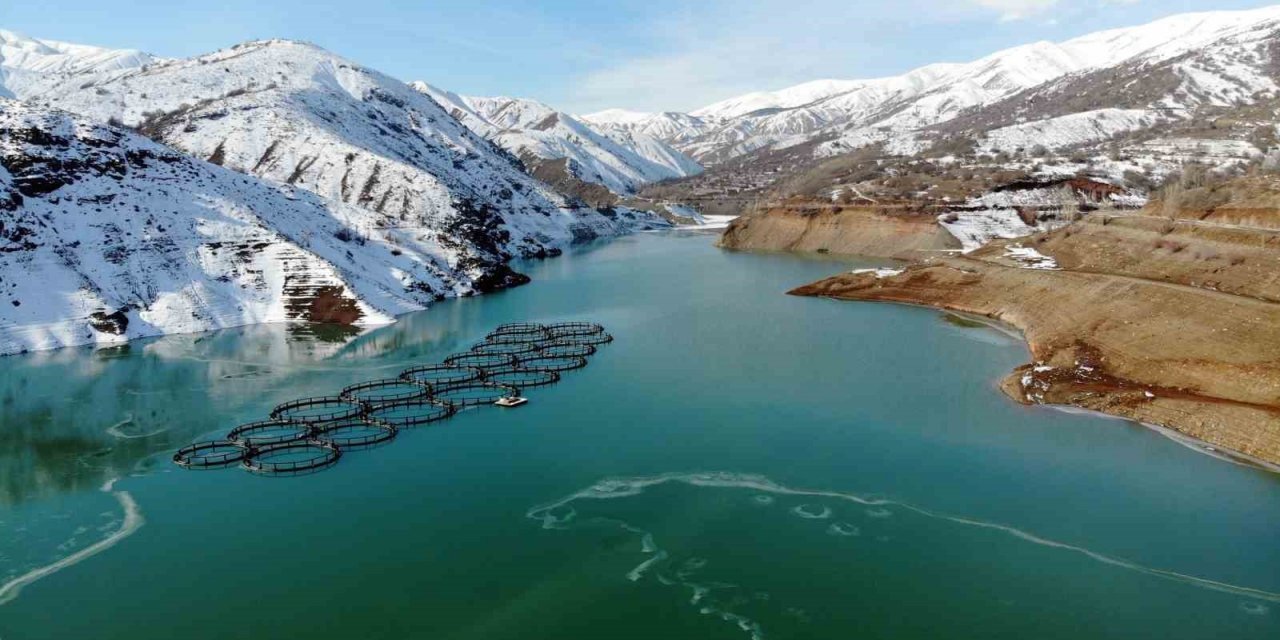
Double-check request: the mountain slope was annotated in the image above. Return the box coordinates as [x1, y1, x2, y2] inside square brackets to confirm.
[413, 82, 700, 195]
[0, 99, 489, 354]
[26, 39, 663, 282]
[0, 29, 157, 99]
[596, 6, 1280, 167]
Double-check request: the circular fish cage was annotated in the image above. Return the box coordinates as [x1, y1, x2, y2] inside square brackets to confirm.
[480, 331, 549, 346]
[226, 419, 312, 447]
[540, 331, 613, 347]
[340, 379, 431, 406]
[470, 340, 543, 356]
[431, 382, 520, 408]
[514, 354, 589, 372]
[535, 342, 597, 358]
[173, 440, 248, 469]
[544, 322, 605, 338]
[444, 352, 518, 370]
[366, 398, 456, 427]
[243, 440, 341, 475]
[487, 323, 549, 339]
[484, 368, 560, 388]
[312, 417, 397, 449]
[172, 321, 613, 478]
[270, 397, 366, 424]
[400, 364, 484, 390]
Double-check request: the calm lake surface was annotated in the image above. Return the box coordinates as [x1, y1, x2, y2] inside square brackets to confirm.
[1, 231, 1278, 639]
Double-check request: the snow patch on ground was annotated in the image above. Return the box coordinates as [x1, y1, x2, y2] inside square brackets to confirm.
[982, 109, 1156, 153]
[851, 268, 905, 278]
[1003, 244, 1061, 270]
[939, 210, 1038, 253]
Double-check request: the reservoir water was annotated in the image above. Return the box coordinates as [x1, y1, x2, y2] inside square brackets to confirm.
[1, 231, 1278, 639]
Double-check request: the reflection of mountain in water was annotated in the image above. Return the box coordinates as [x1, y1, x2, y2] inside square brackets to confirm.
[0, 281, 539, 504]
[0, 322, 369, 505]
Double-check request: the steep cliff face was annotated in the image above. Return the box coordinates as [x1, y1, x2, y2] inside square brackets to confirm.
[717, 206, 960, 258]
[0, 99, 552, 355]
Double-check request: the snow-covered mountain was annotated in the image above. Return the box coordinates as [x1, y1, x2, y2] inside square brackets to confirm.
[0, 29, 157, 99]
[27, 39, 662, 266]
[689, 79, 866, 120]
[412, 83, 700, 196]
[0, 99, 432, 353]
[580, 109, 716, 155]
[1, 39, 667, 355]
[592, 6, 1280, 166]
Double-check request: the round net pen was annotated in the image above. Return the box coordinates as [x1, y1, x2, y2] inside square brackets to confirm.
[514, 354, 589, 372]
[538, 332, 613, 347]
[444, 352, 518, 370]
[173, 440, 248, 469]
[313, 417, 397, 449]
[340, 379, 431, 406]
[544, 322, 605, 338]
[243, 441, 341, 475]
[483, 368, 560, 388]
[270, 397, 366, 424]
[482, 332, 551, 346]
[470, 340, 542, 357]
[400, 364, 484, 391]
[431, 382, 520, 408]
[226, 419, 312, 447]
[488, 323, 549, 339]
[535, 342, 597, 358]
[366, 398, 456, 428]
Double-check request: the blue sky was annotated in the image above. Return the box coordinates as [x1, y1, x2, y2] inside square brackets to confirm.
[2, 0, 1276, 113]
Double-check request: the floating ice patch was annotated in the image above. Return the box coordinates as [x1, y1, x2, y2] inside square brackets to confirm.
[0, 487, 144, 606]
[1003, 245, 1061, 270]
[105, 415, 170, 440]
[1240, 601, 1270, 616]
[827, 522, 861, 537]
[792, 504, 833, 520]
[526, 470, 1280, 640]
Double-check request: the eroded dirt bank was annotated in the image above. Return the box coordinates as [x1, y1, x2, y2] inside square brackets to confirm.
[789, 246, 1280, 467]
[718, 206, 960, 258]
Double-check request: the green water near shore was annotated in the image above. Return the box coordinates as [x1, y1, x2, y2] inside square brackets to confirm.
[1, 231, 1278, 639]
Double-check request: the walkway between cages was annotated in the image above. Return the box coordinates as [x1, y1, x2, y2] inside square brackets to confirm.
[173, 322, 613, 475]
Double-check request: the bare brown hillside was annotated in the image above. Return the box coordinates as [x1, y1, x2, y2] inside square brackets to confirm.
[717, 205, 960, 258]
[788, 176, 1280, 468]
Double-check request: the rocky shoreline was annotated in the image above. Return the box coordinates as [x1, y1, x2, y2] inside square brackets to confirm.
[787, 229, 1280, 467]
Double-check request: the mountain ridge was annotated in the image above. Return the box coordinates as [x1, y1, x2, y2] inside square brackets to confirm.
[589, 5, 1280, 167]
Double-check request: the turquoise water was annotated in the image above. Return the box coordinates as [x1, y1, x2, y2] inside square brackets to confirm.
[1, 231, 1278, 639]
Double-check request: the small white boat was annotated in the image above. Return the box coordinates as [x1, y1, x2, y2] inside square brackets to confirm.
[494, 396, 528, 408]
